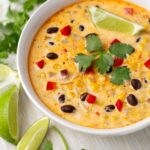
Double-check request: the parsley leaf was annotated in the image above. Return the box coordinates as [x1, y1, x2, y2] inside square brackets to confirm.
[111, 66, 131, 85]
[94, 53, 113, 74]
[109, 43, 134, 58]
[43, 140, 53, 150]
[75, 54, 95, 72]
[85, 33, 103, 52]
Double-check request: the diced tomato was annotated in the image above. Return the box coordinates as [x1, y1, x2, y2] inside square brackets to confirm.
[96, 112, 100, 116]
[84, 66, 95, 75]
[36, 60, 44, 69]
[111, 39, 121, 45]
[116, 99, 123, 112]
[113, 58, 124, 67]
[60, 25, 72, 36]
[46, 81, 56, 90]
[144, 59, 150, 69]
[124, 8, 134, 15]
[86, 94, 96, 104]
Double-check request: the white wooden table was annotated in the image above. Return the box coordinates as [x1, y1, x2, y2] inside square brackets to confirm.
[0, 0, 150, 150]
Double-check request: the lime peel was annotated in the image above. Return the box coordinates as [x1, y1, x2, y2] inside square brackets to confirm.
[0, 85, 19, 144]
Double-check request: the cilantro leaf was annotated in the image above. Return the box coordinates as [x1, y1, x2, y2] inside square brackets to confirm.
[109, 43, 134, 58]
[9, 0, 19, 2]
[85, 33, 103, 52]
[0, 0, 46, 59]
[23, 0, 47, 11]
[75, 54, 95, 72]
[43, 140, 53, 150]
[111, 66, 131, 85]
[52, 126, 69, 150]
[94, 53, 113, 74]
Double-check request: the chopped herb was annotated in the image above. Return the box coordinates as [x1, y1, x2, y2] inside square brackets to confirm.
[0, 0, 46, 59]
[75, 54, 95, 72]
[85, 33, 103, 52]
[52, 126, 69, 150]
[43, 139, 53, 150]
[94, 53, 113, 74]
[109, 43, 134, 58]
[111, 66, 131, 85]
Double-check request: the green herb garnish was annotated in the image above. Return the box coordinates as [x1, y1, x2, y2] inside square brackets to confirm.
[75, 33, 134, 85]
[0, 0, 46, 59]
[111, 66, 131, 85]
[52, 126, 69, 150]
[85, 33, 103, 52]
[43, 139, 53, 150]
[94, 53, 113, 74]
[109, 43, 134, 58]
[75, 54, 95, 72]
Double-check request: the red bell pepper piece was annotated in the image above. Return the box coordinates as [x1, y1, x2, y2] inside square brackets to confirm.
[116, 99, 123, 112]
[111, 39, 121, 45]
[124, 8, 134, 15]
[60, 25, 72, 36]
[36, 60, 44, 69]
[46, 81, 56, 90]
[113, 58, 124, 67]
[144, 59, 150, 69]
[86, 94, 96, 104]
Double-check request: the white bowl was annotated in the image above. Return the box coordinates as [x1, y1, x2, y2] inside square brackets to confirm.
[17, 0, 150, 136]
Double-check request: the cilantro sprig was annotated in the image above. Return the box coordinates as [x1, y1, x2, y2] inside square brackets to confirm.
[75, 33, 133, 85]
[111, 66, 131, 85]
[0, 0, 47, 59]
[109, 43, 134, 58]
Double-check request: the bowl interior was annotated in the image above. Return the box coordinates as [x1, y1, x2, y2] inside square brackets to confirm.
[17, 0, 150, 135]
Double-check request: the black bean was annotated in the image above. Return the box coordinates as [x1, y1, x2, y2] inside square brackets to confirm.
[107, 66, 113, 73]
[80, 92, 88, 101]
[79, 25, 85, 31]
[58, 94, 65, 103]
[131, 79, 142, 90]
[46, 52, 58, 59]
[47, 27, 59, 34]
[61, 105, 76, 113]
[104, 105, 115, 112]
[49, 42, 55, 45]
[136, 37, 141, 43]
[127, 94, 138, 106]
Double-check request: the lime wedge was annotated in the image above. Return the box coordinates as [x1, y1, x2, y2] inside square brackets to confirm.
[0, 85, 19, 144]
[89, 6, 144, 35]
[0, 64, 20, 90]
[17, 117, 49, 150]
[0, 64, 12, 81]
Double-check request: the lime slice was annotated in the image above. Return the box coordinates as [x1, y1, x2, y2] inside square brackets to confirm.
[0, 64, 12, 81]
[89, 6, 144, 35]
[0, 64, 20, 90]
[17, 117, 49, 150]
[0, 85, 19, 144]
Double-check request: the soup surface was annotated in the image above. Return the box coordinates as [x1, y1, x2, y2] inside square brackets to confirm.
[29, 0, 150, 129]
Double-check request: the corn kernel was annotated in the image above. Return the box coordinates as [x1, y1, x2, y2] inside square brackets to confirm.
[40, 73, 46, 78]
[53, 64, 61, 69]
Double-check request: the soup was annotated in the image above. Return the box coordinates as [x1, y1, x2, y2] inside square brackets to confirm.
[29, 0, 150, 129]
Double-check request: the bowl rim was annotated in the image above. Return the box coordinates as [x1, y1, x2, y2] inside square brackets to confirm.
[17, 0, 150, 136]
